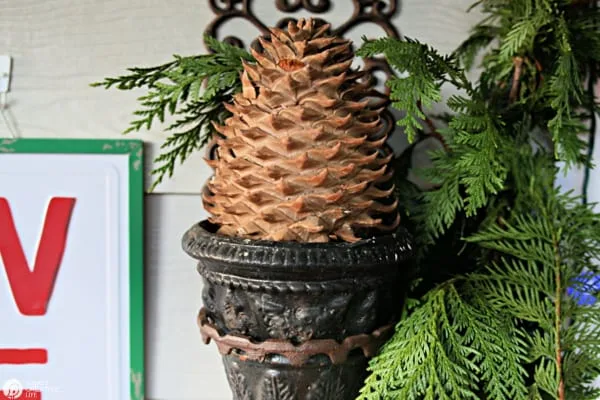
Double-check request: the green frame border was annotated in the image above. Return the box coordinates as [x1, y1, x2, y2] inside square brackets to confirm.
[0, 138, 145, 400]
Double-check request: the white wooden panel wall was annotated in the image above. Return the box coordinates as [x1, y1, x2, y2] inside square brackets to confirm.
[1, 0, 598, 399]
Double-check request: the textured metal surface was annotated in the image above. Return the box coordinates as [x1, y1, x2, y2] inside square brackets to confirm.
[222, 353, 369, 400]
[183, 221, 414, 342]
[182, 221, 413, 277]
[198, 308, 393, 366]
[184, 220, 414, 399]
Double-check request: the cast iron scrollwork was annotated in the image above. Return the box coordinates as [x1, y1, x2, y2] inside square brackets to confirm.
[206, 0, 268, 48]
[204, 0, 401, 75]
[205, 0, 400, 42]
[275, 0, 332, 13]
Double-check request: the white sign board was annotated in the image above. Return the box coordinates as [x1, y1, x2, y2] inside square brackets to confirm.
[0, 139, 144, 400]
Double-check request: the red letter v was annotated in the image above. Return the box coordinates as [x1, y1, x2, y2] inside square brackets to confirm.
[0, 197, 75, 316]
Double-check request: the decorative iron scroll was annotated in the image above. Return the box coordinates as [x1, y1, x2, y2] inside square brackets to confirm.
[204, 0, 402, 159]
[205, 0, 400, 91]
[205, 0, 400, 48]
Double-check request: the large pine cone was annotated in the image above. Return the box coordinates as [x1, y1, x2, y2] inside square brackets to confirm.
[203, 18, 400, 243]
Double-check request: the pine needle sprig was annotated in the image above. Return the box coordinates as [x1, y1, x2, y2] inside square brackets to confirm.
[91, 35, 253, 190]
[444, 96, 508, 217]
[497, 3, 551, 65]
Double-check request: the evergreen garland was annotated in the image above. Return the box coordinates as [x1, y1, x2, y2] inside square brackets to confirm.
[357, 0, 600, 399]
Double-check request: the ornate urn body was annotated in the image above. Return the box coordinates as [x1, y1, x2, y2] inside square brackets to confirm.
[183, 220, 413, 399]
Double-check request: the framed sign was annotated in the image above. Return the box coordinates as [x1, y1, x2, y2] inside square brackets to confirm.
[0, 139, 144, 400]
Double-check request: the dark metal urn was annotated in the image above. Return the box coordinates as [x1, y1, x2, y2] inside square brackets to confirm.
[182, 220, 414, 400]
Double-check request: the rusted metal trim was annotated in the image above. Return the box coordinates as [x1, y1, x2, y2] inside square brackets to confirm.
[198, 308, 393, 367]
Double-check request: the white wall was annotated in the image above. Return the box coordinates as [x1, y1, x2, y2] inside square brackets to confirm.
[1, 1, 598, 399]
[0, 0, 486, 194]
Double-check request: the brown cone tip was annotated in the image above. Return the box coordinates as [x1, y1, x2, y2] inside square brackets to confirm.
[204, 18, 400, 243]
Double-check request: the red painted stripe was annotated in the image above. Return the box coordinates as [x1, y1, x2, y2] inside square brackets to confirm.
[0, 349, 47, 364]
[0, 390, 42, 399]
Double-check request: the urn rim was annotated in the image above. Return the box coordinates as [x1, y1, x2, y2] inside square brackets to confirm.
[182, 220, 414, 279]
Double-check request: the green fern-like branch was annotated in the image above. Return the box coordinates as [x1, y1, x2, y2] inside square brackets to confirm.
[359, 37, 508, 239]
[358, 281, 528, 400]
[357, 36, 472, 143]
[91, 35, 253, 190]
[467, 190, 600, 399]
[358, 1, 600, 399]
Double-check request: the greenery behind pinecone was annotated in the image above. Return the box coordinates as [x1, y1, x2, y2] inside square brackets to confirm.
[357, 1, 600, 399]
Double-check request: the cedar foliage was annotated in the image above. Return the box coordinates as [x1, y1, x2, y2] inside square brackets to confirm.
[356, 0, 600, 399]
[91, 36, 253, 191]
